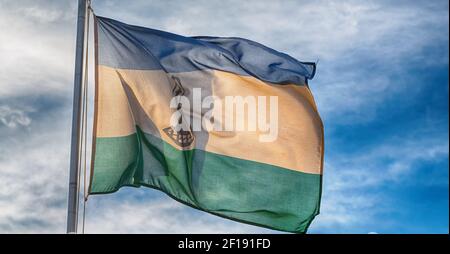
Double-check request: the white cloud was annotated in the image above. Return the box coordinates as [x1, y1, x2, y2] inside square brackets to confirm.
[0, 108, 69, 233]
[0, 0, 77, 98]
[0, 105, 32, 128]
[85, 194, 275, 234]
[328, 135, 448, 191]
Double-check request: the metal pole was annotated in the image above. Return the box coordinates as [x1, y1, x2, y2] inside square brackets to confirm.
[67, 0, 88, 234]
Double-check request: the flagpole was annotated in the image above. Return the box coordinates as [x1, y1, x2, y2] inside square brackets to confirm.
[67, 0, 88, 234]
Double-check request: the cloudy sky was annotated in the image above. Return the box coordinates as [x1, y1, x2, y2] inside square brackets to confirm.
[0, 0, 448, 233]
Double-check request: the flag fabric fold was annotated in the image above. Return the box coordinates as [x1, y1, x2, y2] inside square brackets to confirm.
[89, 15, 324, 233]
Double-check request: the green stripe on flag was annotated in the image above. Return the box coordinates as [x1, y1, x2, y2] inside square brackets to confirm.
[89, 127, 322, 233]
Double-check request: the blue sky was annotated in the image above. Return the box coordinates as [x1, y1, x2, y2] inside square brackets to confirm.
[0, 0, 448, 233]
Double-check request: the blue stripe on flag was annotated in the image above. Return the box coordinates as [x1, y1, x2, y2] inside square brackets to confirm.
[97, 16, 315, 85]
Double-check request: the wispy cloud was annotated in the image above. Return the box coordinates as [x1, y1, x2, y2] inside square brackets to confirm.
[0, 0, 76, 98]
[85, 194, 275, 234]
[0, 104, 69, 233]
[309, 127, 449, 233]
[0, 105, 32, 128]
[328, 136, 448, 190]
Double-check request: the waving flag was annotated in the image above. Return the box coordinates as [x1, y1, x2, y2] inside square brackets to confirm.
[89, 16, 324, 233]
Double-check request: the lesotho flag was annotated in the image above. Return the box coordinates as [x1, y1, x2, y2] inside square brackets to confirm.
[89, 16, 324, 233]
